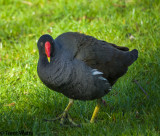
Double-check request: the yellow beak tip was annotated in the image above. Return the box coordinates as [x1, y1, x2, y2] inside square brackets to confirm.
[47, 57, 50, 63]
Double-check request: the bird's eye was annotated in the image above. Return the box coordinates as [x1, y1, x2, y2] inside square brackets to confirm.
[40, 42, 43, 47]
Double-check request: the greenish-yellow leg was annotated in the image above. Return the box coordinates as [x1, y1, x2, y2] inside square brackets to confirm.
[90, 99, 101, 123]
[44, 99, 79, 126]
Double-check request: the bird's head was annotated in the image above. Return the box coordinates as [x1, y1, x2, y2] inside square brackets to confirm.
[37, 34, 55, 63]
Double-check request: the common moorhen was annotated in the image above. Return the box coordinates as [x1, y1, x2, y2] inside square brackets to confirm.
[37, 32, 138, 126]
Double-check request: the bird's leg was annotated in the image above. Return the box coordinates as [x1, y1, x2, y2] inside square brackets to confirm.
[59, 99, 74, 125]
[44, 99, 79, 126]
[90, 99, 102, 123]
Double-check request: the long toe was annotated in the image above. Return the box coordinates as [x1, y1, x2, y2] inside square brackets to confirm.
[43, 115, 62, 122]
[44, 112, 80, 127]
[43, 112, 66, 122]
[67, 114, 81, 127]
[60, 112, 80, 127]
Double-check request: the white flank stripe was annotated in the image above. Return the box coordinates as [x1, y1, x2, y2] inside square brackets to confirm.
[91, 69, 97, 72]
[98, 77, 107, 81]
[92, 71, 103, 75]
[109, 88, 112, 91]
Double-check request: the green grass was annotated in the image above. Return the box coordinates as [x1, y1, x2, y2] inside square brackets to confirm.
[0, 0, 160, 135]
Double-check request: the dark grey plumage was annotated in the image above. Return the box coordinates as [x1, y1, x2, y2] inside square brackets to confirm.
[37, 32, 138, 100]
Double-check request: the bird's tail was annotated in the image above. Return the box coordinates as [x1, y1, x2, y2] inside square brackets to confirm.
[125, 49, 138, 66]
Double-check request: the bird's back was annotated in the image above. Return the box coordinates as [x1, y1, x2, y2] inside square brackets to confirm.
[55, 32, 138, 86]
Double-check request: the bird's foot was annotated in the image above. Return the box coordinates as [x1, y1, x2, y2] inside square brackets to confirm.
[44, 111, 80, 127]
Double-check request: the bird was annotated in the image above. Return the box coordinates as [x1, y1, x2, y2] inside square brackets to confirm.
[37, 32, 138, 126]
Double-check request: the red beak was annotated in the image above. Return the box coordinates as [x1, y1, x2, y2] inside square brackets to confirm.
[45, 41, 51, 62]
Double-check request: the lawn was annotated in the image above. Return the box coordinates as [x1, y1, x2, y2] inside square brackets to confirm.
[0, 0, 160, 135]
